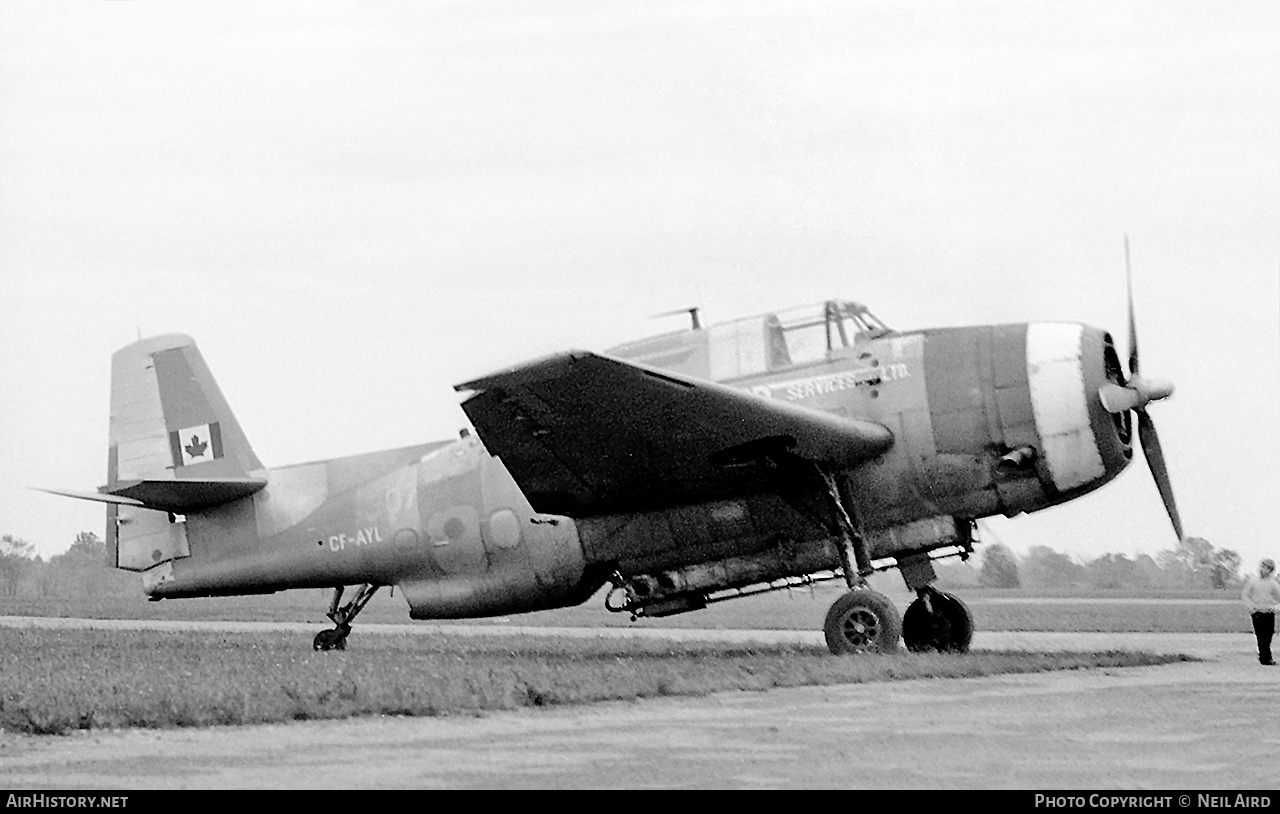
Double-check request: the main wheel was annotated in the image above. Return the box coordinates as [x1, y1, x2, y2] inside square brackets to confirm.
[903, 590, 974, 653]
[823, 589, 902, 655]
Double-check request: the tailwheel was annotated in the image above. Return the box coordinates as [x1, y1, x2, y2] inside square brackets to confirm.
[312, 625, 349, 652]
[313, 583, 380, 651]
[902, 588, 974, 653]
[823, 589, 902, 655]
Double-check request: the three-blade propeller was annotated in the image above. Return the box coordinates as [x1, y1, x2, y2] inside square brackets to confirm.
[1096, 236, 1183, 540]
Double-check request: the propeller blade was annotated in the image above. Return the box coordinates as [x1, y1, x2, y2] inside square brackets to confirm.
[1125, 234, 1139, 378]
[1120, 237, 1182, 541]
[1137, 409, 1183, 540]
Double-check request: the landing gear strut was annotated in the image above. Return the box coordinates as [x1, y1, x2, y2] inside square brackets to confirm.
[902, 587, 973, 653]
[814, 466, 902, 655]
[313, 583, 380, 651]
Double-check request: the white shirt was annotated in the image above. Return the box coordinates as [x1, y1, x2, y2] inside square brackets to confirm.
[1242, 575, 1280, 612]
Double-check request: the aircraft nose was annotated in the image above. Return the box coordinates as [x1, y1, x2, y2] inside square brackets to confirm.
[1024, 323, 1133, 495]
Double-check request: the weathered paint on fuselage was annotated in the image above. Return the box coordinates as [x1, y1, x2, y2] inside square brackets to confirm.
[619, 322, 1133, 533]
[146, 437, 602, 618]
[141, 316, 1134, 618]
[513, 321, 1136, 590]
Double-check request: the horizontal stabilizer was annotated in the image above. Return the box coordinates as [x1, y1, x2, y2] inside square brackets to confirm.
[37, 477, 267, 514]
[35, 487, 144, 507]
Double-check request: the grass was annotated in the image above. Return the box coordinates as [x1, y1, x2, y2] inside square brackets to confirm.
[0, 582, 1253, 633]
[0, 586, 1245, 735]
[964, 599, 1247, 633]
[0, 627, 1190, 736]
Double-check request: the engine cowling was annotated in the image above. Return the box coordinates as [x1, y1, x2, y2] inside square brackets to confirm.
[848, 322, 1133, 527]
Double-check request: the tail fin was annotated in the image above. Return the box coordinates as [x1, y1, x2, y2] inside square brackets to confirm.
[103, 334, 264, 570]
[110, 333, 262, 483]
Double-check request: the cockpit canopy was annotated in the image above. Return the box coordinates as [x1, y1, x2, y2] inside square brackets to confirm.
[606, 300, 892, 383]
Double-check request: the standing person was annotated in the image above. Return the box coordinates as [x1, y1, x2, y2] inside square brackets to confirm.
[1241, 559, 1280, 666]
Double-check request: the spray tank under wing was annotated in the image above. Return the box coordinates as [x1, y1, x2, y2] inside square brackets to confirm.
[40, 334, 266, 571]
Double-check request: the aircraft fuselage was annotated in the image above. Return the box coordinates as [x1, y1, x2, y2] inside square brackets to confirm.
[143, 319, 1135, 624]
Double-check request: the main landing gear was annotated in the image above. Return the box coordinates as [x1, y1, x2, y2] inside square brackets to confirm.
[814, 467, 903, 655]
[823, 589, 902, 654]
[902, 587, 973, 653]
[811, 465, 974, 655]
[822, 577, 975, 655]
[313, 583, 380, 651]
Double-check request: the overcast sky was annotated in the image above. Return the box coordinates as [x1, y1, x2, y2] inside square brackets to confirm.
[2, 2, 1277, 576]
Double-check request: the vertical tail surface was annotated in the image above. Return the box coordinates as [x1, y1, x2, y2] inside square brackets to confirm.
[107, 334, 262, 570]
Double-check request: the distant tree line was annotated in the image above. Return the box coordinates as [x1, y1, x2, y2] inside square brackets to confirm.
[0, 531, 136, 600]
[940, 536, 1245, 591]
[0, 529, 1250, 600]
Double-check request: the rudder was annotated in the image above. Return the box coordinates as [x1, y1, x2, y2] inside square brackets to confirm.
[106, 334, 263, 571]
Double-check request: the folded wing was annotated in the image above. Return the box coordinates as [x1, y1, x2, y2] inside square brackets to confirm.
[455, 351, 893, 516]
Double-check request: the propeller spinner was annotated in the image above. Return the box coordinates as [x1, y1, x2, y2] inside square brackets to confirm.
[1097, 236, 1183, 539]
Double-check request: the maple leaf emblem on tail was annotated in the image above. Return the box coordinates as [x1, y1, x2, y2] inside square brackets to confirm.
[185, 434, 208, 458]
[169, 423, 222, 467]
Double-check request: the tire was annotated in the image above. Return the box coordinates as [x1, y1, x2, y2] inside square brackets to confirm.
[903, 590, 974, 653]
[313, 628, 348, 651]
[823, 589, 902, 655]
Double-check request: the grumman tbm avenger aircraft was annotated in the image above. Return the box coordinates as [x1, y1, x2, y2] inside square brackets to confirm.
[46, 268, 1181, 654]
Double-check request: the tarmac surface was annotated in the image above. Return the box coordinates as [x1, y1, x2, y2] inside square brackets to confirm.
[0, 619, 1276, 790]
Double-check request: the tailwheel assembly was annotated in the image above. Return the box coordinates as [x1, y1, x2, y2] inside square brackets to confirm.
[313, 583, 380, 651]
[823, 589, 902, 655]
[902, 588, 973, 653]
[312, 626, 349, 651]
